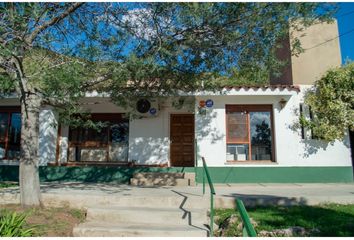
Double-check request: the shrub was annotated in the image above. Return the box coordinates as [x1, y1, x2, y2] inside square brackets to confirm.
[0, 211, 34, 237]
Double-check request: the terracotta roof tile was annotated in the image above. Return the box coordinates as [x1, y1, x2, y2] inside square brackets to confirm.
[222, 85, 300, 92]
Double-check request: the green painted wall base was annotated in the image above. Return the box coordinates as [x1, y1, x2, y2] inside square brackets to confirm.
[0, 165, 352, 183]
[195, 166, 354, 183]
[0, 166, 194, 183]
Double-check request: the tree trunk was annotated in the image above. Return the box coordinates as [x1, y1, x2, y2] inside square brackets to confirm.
[19, 94, 42, 207]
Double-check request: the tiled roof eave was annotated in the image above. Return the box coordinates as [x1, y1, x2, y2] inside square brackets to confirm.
[222, 85, 300, 92]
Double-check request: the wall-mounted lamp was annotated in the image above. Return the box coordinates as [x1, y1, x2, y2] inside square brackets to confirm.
[279, 98, 287, 110]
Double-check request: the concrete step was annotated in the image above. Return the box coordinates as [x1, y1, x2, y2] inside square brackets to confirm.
[130, 177, 195, 186]
[86, 206, 207, 225]
[133, 172, 195, 180]
[73, 222, 208, 237]
[43, 193, 209, 209]
[133, 172, 184, 179]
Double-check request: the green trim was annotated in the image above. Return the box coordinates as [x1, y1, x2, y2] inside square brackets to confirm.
[195, 167, 353, 183]
[0, 166, 352, 183]
[0, 166, 194, 183]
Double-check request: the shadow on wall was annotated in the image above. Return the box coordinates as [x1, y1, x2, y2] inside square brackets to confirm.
[287, 102, 350, 158]
[39, 166, 195, 183]
[195, 109, 224, 144]
[39, 109, 58, 165]
[0, 165, 195, 183]
[0, 165, 19, 181]
[129, 137, 169, 165]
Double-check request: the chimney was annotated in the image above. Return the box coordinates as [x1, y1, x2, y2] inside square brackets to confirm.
[270, 20, 342, 86]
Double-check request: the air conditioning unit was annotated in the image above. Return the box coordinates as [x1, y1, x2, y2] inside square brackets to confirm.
[135, 98, 159, 118]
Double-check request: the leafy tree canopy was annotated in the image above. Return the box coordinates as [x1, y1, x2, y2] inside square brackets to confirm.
[0, 2, 338, 111]
[302, 62, 354, 141]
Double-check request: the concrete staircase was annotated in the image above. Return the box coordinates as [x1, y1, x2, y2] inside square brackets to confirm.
[130, 172, 196, 186]
[73, 191, 209, 237]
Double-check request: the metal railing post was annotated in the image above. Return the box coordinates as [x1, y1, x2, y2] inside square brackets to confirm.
[194, 139, 198, 186]
[203, 167, 205, 195]
[210, 193, 214, 236]
[201, 157, 216, 237]
[236, 199, 257, 237]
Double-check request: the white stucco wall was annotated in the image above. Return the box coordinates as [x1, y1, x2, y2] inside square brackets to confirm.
[0, 91, 352, 168]
[128, 97, 194, 165]
[38, 106, 58, 166]
[0, 101, 59, 166]
[57, 97, 194, 165]
[195, 86, 352, 167]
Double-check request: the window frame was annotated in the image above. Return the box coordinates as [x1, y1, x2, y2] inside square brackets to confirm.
[225, 104, 275, 163]
[67, 113, 129, 163]
[0, 107, 21, 160]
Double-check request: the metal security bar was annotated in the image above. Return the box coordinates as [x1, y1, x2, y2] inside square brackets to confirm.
[236, 199, 257, 237]
[201, 157, 216, 237]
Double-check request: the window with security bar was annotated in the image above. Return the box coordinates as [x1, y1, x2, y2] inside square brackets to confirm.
[226, 105, 274, 162]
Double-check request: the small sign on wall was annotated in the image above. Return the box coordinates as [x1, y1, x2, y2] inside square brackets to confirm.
[198, 99, 213, 115]
[205, 99, 214, 108]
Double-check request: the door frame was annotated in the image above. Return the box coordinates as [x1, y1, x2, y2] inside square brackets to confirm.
[169, 113, 195, 167]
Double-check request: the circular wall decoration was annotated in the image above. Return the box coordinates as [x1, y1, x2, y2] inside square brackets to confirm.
[136, 99, 151, 113]
[149, 108, 157, 115]
[199, 100, 206, 108]
[206, 99, 214, 108]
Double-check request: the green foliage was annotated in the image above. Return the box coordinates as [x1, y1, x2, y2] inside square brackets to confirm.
[0, 3, 338, 103]
[216, 203, 354, 237]
[68, 208, 86, 222]
[302, 62, 354, 141]
[0, 182, 17, 188]
[0, 211, 34, 237]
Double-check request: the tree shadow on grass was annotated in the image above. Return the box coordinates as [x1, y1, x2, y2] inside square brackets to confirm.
[246, 203, 354, 237]
[218, 193, 308, 208]
[217, 193, 354, 237]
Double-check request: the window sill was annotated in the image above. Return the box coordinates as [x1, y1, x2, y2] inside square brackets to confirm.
[57, 162, 168, 167]
[0, 159, 20, 165]
[225, 160, 277, 165]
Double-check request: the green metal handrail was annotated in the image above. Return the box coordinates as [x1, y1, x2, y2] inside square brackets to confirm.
[201, 157, 216, 237]
[194, 139, 198, 186]
[236, 199, 257, 237]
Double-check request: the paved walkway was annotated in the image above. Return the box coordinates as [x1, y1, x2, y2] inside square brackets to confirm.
[1, 182, 353, 208]
[212, 183, 354, 207]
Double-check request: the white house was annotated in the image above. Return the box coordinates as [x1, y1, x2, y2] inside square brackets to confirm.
[0, 21, 352, 183]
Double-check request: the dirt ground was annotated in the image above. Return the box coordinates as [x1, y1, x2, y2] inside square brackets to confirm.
[0, 204, 86, 237]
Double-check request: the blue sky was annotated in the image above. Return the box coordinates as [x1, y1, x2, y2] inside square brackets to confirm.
[336, 2, 354, 63]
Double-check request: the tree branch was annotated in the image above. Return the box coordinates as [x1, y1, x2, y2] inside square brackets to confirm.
[80, 73, 113, 90]
[25, 3, 84, 44]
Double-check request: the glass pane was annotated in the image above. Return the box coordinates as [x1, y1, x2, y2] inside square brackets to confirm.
[7, 113, 21, 159]
[226, 144, 249, 161]
[250, 112, 272, 161]
[86, 127, 108, 143]
[0, 113, 9, 142]
[7, 145, 20, 159]
[109, 122, 129, 161]
[9, 113, 21, 144]
[227, 112, 248, 142]
[0, 143, 5, 158]
[110, 122, 129, 143]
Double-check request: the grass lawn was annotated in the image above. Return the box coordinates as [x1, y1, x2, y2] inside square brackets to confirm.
[215, 203, 354, 237]
[0, 204, 86, 237]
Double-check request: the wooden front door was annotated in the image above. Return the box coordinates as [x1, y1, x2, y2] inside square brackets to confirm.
[170, 114, 195, 167]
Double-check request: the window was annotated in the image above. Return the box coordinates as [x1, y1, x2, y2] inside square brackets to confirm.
[68, 113, 129, 162]
[226, 105, 274, 162]
[0, 108, 21, 159]
[299, 103, 321, 140]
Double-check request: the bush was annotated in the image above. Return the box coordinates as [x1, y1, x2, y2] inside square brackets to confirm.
[0, 211, 34, 237]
